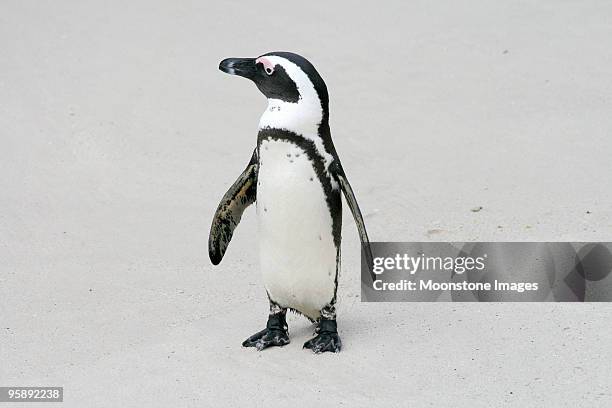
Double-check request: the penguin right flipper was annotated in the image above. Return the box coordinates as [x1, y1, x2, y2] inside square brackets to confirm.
[208, 150, 258, 265]
[330, 161, 375, 282]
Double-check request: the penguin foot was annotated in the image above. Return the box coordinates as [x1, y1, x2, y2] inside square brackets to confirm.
[242, 313, 289, 351]
[303, 319, 341, 354]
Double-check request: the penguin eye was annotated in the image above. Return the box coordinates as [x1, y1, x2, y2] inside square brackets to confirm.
[256, 57, 276, 76]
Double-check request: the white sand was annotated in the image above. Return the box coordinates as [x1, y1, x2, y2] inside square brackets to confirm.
[1, 0, 611, 406]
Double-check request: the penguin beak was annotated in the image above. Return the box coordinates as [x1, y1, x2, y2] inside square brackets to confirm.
[219, 58, 257, 79]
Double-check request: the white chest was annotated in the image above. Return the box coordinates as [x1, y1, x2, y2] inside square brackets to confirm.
[256, 138, 338, 318]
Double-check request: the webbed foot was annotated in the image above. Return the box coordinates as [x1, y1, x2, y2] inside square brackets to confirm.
[242, 312, 289, 351]
[303, 319, 341, 353]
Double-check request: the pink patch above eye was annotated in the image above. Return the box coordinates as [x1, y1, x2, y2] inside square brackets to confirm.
[256, 57, 275, 74]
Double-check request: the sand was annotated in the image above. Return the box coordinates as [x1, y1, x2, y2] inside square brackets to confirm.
[1, 0, 612, 406]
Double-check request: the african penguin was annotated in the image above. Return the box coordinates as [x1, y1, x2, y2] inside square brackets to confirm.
[209, 52, 373, 353]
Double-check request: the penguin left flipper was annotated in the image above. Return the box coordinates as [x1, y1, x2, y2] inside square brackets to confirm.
[208, 150, 258, 265]
[330, 161, 375, 282]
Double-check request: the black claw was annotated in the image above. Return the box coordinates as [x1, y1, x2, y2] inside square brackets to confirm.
[303, 319, 341, 353]
[242, 313, 289, 351]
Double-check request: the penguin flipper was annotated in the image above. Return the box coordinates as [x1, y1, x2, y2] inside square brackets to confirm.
[208, 150, 258, 265]
[331, 161, 375, 282]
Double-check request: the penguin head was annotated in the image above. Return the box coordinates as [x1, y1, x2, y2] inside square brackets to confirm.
[219, 52, 328, 110]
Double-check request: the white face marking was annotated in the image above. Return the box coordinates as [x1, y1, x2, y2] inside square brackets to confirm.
[257, 56, 336, 177]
